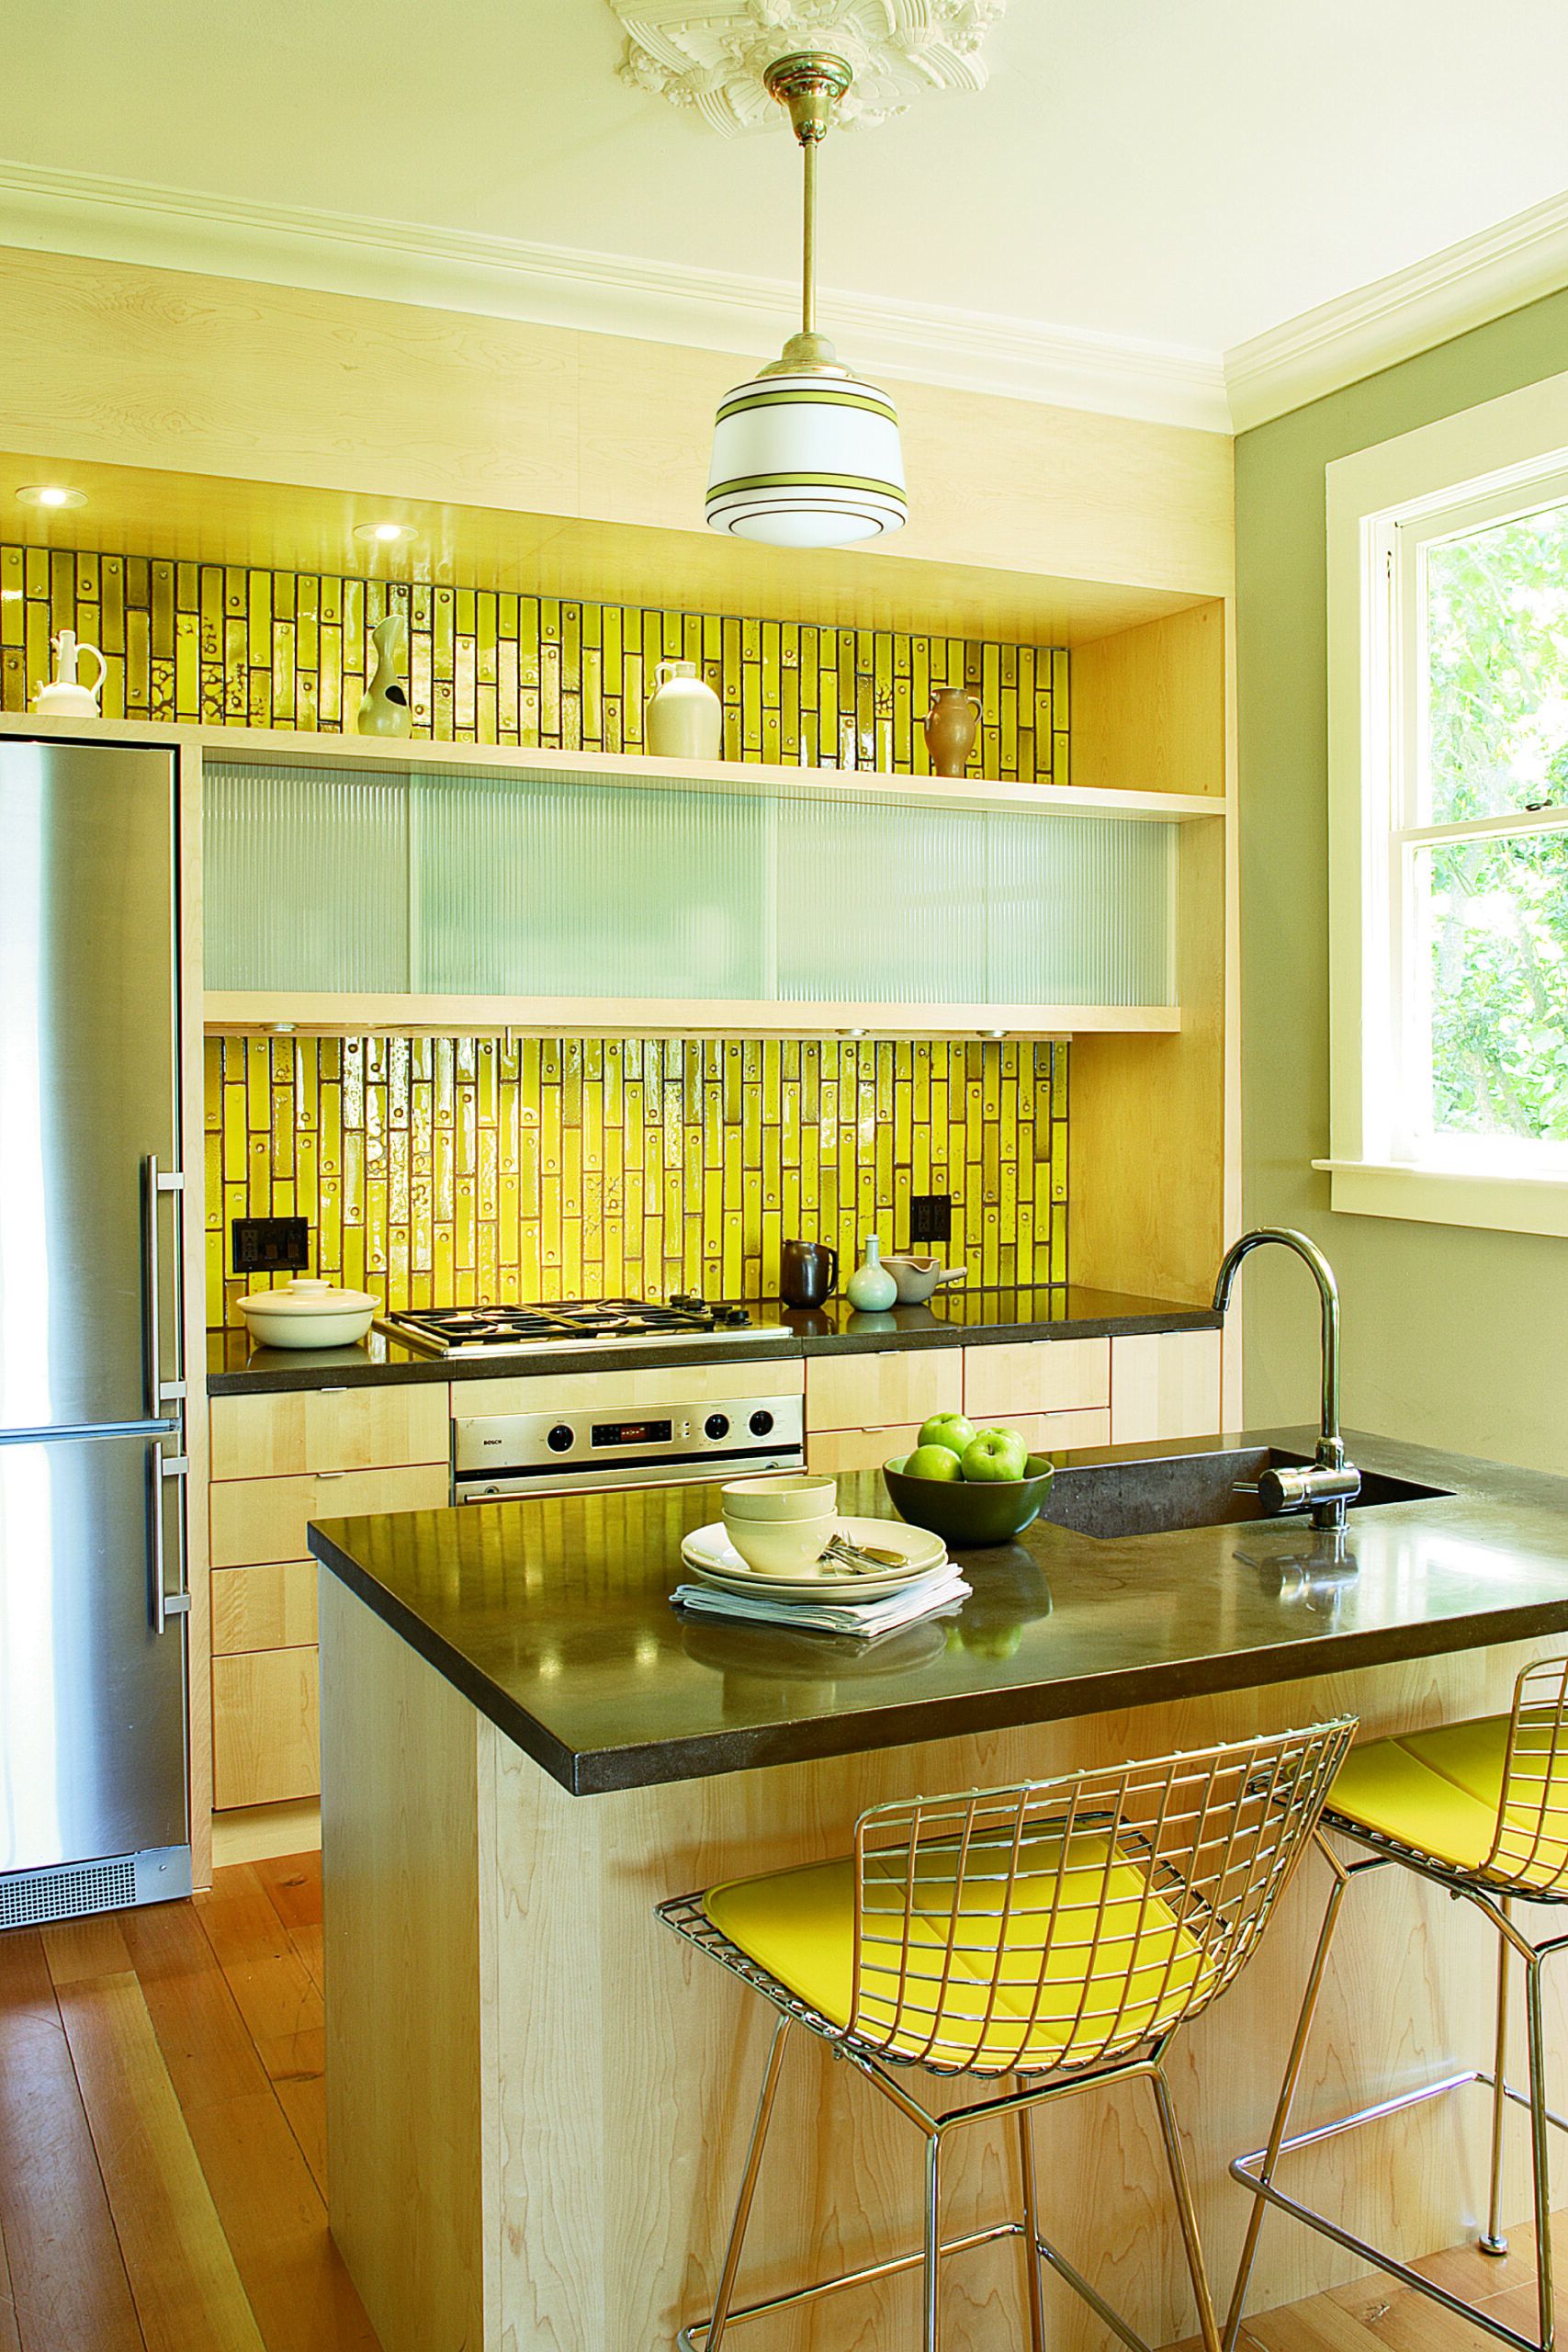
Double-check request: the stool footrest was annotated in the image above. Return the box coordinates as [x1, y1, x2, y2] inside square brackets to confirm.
[677, 2220, 1021, 2349]
[1231, 2070, 1564, 2352]
[678, 2215, 1166, 2352]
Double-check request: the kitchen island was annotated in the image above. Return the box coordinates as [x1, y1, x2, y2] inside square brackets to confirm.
[310, 1431, 1568, 2352]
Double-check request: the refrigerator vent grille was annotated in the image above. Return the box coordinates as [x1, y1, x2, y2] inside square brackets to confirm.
[0, 1856, 138, 1930]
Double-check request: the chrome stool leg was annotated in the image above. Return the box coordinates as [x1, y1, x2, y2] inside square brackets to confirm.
[1223, 1838, 1359, 2351]
[1525, 1951, 1555, 2352]
[1483, 1903, 1513, 2257]
[922, 2128, 944, 2352]
[705, 2014, 791, 2352]
[1151, 2064, 1224, 2352]
[1016, 2091, 1048, 2352]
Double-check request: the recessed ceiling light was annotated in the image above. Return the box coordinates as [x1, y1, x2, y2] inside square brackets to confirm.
[354, 520, 417, 546]
[16, 485, 86, 510]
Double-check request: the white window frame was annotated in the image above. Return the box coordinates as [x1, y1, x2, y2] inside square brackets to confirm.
[1322, 368, 1568, 1239]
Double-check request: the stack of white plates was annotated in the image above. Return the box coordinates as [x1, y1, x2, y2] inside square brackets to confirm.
[674, 1516, 968, 1636]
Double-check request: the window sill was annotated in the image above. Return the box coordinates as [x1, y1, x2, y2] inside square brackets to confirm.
[1313, 1159, 1568, 1238]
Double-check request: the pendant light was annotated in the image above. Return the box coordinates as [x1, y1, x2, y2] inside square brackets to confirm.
[705, 52, 907, 548]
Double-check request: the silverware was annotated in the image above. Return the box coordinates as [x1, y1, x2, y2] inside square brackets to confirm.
[820, 1532, 915, 1572]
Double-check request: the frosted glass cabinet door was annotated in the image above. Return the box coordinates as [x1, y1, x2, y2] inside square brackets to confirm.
[773, 796, 988, 1003]
[986, 812, 1174, 1008]
[412, 774, 770, 1000]
[204, 766, 412, 992]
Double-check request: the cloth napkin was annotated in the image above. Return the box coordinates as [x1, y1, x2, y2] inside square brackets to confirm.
[671, 1567, 971, 1639]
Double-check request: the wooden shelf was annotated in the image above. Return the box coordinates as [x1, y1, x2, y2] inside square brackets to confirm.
[202, 993, 1180, 1040]
[0, 712, 1228, 823]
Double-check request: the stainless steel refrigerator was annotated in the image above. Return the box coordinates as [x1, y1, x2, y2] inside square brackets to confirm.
[0, 739, 192, 1928]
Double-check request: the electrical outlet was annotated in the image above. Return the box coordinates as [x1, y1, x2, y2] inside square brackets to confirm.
[909, 1193, 953, 1246]
[231, 1216, 310, 1275]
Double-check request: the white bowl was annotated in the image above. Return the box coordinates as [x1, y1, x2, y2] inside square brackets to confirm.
[720, 1475, 838, 1521]
[237, 1278, 377, 1350]
[721, 1508, 837, 1577]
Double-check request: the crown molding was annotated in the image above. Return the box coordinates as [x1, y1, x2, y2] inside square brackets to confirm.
[0, 158, 1230, 433]
[1225, 187, 1568, 433]
[6, 159, 1568, 447]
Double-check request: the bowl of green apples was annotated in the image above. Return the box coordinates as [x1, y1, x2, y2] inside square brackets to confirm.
[883, 1414, 1055, 1546]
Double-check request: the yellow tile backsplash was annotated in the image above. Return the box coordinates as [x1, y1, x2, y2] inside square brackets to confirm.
[0, 546, 1068, 783]
[209, 1035, 1068, 1326]
[0, 540, 1073, 1319]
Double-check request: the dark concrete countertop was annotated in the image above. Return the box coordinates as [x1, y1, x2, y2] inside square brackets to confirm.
[207, 1283, 1220, 1395]
[309, 1428, 1568, 1797]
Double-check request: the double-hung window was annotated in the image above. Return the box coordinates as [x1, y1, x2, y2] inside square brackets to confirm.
[1324, 373, 1568, 1236]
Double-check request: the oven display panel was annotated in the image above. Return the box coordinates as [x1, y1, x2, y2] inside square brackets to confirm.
[591, 1419, 674, 1448]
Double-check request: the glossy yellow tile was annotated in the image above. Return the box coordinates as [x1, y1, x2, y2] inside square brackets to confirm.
[209, 1033, 1067, 1324]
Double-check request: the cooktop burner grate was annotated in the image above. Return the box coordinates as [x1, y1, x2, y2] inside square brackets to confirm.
[379, 1296, 757, 1356]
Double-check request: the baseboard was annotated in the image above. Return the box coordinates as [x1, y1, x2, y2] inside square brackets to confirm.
[211, 1798, 321, 1868]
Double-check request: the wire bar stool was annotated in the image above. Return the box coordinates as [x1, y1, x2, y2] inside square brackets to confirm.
[1225, 1655, 1568, 2352]
[659, 1715, 1355, 2351]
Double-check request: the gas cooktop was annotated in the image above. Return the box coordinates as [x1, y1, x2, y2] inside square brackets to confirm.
[377, 1296, 762, 1359]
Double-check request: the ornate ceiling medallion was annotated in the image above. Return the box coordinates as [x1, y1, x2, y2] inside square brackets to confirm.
[614, 1, 1007, 135]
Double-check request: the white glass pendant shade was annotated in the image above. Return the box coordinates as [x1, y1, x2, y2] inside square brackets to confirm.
[706, 368, 907, 547]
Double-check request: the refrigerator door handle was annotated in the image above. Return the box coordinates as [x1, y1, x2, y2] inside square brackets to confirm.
[141, 1154, 187, 1414]
[147, 1440, 192, 1633]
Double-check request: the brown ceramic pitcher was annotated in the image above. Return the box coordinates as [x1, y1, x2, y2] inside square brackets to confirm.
[780, 1239, 838, 1309]
[923, 685, 982, 777]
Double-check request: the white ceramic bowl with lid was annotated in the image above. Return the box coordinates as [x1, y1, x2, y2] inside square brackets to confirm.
[237, 1278, 377, 1349]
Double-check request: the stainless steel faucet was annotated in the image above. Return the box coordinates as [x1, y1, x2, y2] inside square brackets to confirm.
[1212, 1227, 1361, 1530]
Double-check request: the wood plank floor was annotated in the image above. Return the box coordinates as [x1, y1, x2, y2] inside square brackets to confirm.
[0, 1848, 1562, 2352]
[0, 1852, 376, 2352]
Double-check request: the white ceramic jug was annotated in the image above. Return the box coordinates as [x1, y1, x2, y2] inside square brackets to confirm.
[33, 628, 107, 718]
[646, 660, 722, 760]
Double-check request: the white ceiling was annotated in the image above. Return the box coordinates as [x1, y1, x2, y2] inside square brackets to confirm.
[5, 0, 1568, 423]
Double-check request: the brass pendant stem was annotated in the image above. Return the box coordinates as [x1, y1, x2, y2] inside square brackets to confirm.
[754, 51, 855, 379]
[801, 133, 817, 339]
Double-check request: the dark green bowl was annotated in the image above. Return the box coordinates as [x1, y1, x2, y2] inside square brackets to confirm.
[882, 1453, 1055, 1547]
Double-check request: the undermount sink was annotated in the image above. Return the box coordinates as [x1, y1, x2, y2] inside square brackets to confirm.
[1039, 1445, 1450, 1544]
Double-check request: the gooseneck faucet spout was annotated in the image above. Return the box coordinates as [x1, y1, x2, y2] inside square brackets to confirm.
[1212, 1228, 1360, 1530]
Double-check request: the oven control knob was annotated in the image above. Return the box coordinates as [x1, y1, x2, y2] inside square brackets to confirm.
[749, 1409, 774, 1438]
[546, 1423, 574, 1453]
[705, 1413, 729, 1441]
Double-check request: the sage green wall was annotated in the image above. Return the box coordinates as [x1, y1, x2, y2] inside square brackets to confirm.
[1238, 290, 1568, 1473]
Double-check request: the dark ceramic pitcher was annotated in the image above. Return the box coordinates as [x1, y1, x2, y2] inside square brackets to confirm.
[780, 1238, 838, 1308]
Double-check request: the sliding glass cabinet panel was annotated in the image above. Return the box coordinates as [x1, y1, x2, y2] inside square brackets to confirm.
[204, 766, 412, 991]
[410, 772, 769, 1000]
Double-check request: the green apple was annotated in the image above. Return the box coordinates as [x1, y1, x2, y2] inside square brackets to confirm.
[917, 1412, 975, 1459]
[902, 1443, 966, 1482]
[961, 1427, 1031, 1482]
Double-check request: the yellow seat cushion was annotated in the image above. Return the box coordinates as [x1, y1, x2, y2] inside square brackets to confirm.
[1328, 1715, 1568, 1885]
[704, 1829, 1207, 2073]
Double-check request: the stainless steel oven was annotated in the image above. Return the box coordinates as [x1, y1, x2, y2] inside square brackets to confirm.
[453, 1390, 806, 1500]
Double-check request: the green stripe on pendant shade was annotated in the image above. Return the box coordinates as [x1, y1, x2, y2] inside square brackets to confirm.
[707, 472, 908, 499]
[715, 384, 900, 425]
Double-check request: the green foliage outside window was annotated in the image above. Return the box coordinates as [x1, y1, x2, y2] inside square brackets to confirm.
[1424, 508, 1568, 1144]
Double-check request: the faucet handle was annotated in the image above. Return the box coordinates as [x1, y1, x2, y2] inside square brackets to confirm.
[1258, 1460, 1361, 1524]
